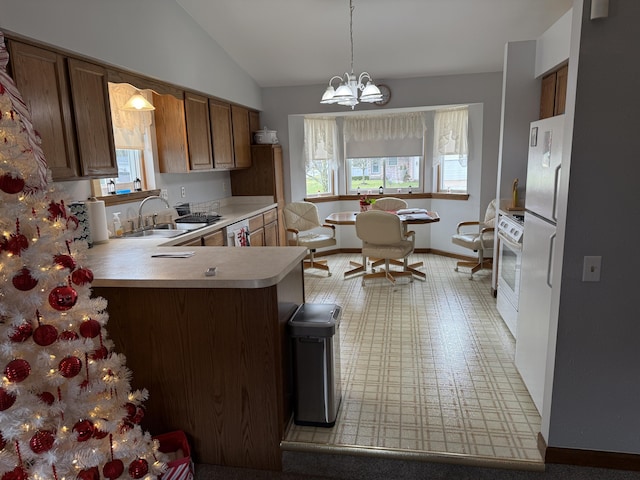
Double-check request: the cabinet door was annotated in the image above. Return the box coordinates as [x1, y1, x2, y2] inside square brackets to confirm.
[67, 58, 117, 177]
[264, 220, 278, 246]
[554, 64, 568, 116]
[153, 93, 189, 173]
[209, 99, 234, 168]
[178, 237, 203, 247]
[202, 230, 224, 246]
[249, 227, 265, 246]
[539, 72, 556, 120]
[8, 41, 79, 180]
[184, 92, 213, 170]
[231, 105, 252, 168]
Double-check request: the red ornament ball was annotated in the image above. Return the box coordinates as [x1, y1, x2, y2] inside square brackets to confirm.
[0, 388, 17, 411]
[0, 173, 25, 194]
[79, 318, 101, 338]
[29, 430, 55, 454]
[71, 267, 94, 286]
[103, 459, 124, 480]
[77, 467, 100, 480]
[93, 428, 109, 440]
[132, 406, 145, 425]
[6, 234, 28, 256]
[73, 419, 95, 442]
[124, 402, 137, 419]
[9, 323, 33, 342]
[38, 391, 55, 405]
[58, 356, 82, 378]
[1, 466, 28, 480]
[33, 324, 58, 346]
[48, 285, 78, 311]
[59, 330, 79, 341]
[4, 359, 31, 383]
[12, 268, 38, 291]
[54, 254, 77, 271]
[128, 459, 148, 479]
[90, 345, 109, 361]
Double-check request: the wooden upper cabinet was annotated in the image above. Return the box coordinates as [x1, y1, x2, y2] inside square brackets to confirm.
[184, 92, 213, 171]
[209, 99, 235, 168]
[540, 64, 568, 119]
[231, 105, 252, 168]
[153, 92, 189, 173]
[67, 58, 117, 177]
[8, 41, 80, 180]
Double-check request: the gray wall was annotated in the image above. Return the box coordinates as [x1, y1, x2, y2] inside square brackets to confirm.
[545, 0, 640, 453]
[260, 72, 504, 251]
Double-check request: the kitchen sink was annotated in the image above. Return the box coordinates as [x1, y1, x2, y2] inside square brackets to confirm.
[120, 229, 186, 239]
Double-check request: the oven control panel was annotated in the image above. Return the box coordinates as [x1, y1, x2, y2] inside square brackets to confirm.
[497, 214, 524, 244]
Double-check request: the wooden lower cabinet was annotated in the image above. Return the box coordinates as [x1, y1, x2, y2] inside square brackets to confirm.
[248, 209, 279, 246]
[93, 264, 303, 470]
[202, 230, 224, 246]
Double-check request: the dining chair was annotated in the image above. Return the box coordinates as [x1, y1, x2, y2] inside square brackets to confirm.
[371, 197, 408, 212]
[283, 201, 336, 276]
[355, 210, 416, 286]
[451, 199, 496, 279]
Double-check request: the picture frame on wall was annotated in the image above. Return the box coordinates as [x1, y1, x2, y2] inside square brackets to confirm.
[530, 127, 538, 147]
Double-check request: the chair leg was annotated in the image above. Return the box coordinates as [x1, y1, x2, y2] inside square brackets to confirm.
[362, 258, 413, 286]
[455, 259, 492, 279]
[304, 249, 331, 276]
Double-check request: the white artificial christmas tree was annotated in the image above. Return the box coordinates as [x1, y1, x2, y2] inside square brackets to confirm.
[0, 31, 166, 480]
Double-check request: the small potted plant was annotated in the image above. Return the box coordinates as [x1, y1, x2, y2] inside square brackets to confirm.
[359, 195, 375, 212]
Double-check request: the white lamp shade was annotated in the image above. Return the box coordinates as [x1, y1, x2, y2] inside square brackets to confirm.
[122, 92, 155, 111]
[360, 82, 383, 103]
[320, 85, 338, 104]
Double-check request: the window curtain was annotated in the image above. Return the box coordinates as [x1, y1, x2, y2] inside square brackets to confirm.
[433, 106, 468, 166]
[304, 117, 338, 167]
[108, 83, 153, 148]
[344, 112, 426, 158]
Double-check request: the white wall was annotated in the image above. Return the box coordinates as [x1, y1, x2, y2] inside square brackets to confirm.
[545, 0, 640, 453]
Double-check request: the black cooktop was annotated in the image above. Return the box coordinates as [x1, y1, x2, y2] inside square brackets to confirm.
[175, 214, 221, 225]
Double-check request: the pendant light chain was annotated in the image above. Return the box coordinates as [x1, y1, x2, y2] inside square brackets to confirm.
[349, 0, 354, 75]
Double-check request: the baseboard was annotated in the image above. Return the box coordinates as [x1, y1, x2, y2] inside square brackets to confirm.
[542, 432, 640, 472]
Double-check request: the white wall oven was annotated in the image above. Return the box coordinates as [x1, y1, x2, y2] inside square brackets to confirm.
[496, 213, 524, 338]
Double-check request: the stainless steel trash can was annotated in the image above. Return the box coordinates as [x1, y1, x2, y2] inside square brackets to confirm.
[289, 303, 342, 427]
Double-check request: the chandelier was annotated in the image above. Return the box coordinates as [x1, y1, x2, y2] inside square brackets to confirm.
[320, 0, 383, 109]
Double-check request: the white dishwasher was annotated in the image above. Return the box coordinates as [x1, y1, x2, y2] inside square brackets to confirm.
[225, 218, 251, 246]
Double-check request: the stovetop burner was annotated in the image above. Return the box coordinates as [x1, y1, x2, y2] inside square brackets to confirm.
[175, 214, 221, 225]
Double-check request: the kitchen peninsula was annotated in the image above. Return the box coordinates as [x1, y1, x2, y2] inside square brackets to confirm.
[87, 204, 307, 471]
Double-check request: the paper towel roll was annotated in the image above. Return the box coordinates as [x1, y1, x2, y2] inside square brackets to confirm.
[86, 198, 109, 244]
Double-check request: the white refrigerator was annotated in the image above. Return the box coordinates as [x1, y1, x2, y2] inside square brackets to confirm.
[515, 114, 564, 414]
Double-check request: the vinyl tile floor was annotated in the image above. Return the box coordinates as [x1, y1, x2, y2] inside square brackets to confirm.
[283, 253, 542, 467]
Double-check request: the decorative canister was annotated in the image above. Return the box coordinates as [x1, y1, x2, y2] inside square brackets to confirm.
[69, 202, 92, 248]
[253, 127, 278, 144]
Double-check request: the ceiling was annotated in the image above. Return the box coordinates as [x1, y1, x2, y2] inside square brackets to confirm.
[174, 0, 573, 89]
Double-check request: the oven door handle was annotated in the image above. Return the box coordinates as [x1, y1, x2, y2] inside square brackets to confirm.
[497, 232, 522, 251]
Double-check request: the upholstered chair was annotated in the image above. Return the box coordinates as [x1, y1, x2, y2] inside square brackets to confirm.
[371, 197, 408, 212]
[451, 200, 496, 279]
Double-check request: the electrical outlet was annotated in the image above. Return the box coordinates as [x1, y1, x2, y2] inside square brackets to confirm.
[160, 189, 169, 201]
[582, 256, 602, 282]
[180, 186, 186, 198]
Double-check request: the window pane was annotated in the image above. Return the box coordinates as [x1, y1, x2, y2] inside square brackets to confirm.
[440, 154, 467, 192]
[306, 160, 333, 195]
[100, 149, 144, 194]
[348, 156, 421, 193]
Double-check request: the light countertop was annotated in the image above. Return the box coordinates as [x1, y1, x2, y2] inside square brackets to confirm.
[85, 200, 307, 289]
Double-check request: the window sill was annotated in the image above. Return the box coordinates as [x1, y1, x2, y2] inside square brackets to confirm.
[304, 192, 469, 203]
[97, 189, 161, 207]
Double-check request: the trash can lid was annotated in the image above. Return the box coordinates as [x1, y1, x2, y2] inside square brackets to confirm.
[288, 303, 341, 337]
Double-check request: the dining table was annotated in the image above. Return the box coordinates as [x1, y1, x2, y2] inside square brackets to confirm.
[325, 210, 440, 279]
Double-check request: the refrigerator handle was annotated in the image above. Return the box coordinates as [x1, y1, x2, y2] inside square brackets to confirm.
[552, 165, 561, 222]
[546, 233, 556, 288]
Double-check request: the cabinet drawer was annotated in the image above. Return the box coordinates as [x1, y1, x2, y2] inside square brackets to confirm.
[248, 214, 264, 232]
[263, 208, 277, 225]
[202, 230, 224, 246]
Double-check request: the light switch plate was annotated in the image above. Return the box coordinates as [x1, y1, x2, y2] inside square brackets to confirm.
[582, 256, 602, 282]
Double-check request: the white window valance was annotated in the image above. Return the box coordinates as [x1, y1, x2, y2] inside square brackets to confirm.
[343, 112, 426, 141]
[433, 106, 468, 157]
[304, 117, 338, 166]
[108, 83, 153, 148]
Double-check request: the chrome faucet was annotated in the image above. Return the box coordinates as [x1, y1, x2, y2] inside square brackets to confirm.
[137, 195, 171, 230]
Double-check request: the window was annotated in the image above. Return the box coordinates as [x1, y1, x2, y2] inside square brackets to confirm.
[347, 156, 421, 193]
[344, 113, 426, 193]
[304, 117, 337, 196]
[98, 149, 146, 195]
[434, 107, 468, 193]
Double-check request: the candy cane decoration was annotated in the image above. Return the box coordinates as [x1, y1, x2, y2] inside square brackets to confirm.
[0, 30, 49, 192]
